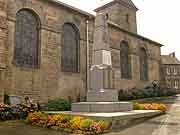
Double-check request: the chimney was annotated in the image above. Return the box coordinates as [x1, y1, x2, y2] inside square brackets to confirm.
[169, 52, 176, 58]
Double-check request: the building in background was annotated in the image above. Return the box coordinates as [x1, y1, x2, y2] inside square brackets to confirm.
[161, 52, 180, 92]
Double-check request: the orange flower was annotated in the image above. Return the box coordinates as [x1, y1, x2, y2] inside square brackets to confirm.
[133, 102, 167, 113]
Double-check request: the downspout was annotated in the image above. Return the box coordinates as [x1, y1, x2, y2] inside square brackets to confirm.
[86, 19, 89, 92]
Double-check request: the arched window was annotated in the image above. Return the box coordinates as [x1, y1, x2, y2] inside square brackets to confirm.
[139, 48, 148, 81]
[120, 41, 131, 79]
[61, 23, 80, 72]
[14, 9, 40, 68]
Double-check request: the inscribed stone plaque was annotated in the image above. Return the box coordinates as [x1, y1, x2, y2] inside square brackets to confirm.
[114, 70, 121, 79]
[102, 50, 112, 66]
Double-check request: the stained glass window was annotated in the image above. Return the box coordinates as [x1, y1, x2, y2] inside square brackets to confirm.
[61, 23, 79, 72]
[139, 48, 148, 81]
[14, 9, 40, 68]
[120, 41, 131, 79]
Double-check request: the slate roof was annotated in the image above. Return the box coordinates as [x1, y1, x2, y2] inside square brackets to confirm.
[161, 55, 180, 65]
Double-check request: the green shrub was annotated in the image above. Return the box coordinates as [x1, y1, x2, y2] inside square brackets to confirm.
[118, 86, 178, 101]
[98, 120, 110, 130]
[48, 98, 71, 111]
[80, 119, 94, 131]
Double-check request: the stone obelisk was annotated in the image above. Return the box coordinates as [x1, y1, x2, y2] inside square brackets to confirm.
[72, 13, 132, 113]
[87, 13, 118, 102]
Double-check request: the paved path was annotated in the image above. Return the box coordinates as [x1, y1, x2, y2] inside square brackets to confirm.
[0, 121, 69, 135]
[107, 95, 180, 135]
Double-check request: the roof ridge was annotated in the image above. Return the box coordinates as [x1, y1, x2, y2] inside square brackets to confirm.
[51, 0, 94, 17]
[161, 55, 180, 65]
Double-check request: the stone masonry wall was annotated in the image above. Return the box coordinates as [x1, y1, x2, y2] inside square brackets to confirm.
[96, 2, 137, 33]
[4, 0, 94, 103]
[0, 0, 7, 102]
[108, 25, 161, 90]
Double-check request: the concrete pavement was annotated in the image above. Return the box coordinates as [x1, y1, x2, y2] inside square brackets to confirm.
[106, 95, 180, 135]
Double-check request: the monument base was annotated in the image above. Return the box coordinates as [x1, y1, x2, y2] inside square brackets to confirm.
[47, 110, 163, 129]
[72, 102, 133, 113]
[87, 90, 118, 102]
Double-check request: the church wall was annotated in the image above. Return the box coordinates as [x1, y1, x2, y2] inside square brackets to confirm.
[0, 0, 7, 102]
[2, 0, 94, 103]
[109, 25, 161, 90]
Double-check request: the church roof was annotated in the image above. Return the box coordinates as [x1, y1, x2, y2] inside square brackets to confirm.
[108, 21, 163, 47]
[161, 55, 180, 65]
[51, 0, 94, 17]
[50, 0, 163, 47]
[95, 0, 138, 12]
[51, 0, 138, 17]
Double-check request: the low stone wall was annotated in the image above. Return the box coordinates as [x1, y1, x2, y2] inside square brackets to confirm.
[47, 110, 163, 129]
[109, 110, 162, 129]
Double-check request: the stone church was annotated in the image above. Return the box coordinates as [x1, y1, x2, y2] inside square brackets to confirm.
[0, 0, 163, 103]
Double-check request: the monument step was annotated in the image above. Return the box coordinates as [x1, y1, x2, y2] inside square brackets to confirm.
[72, 102, 132, 113]
[46, 110, 163, 129]
[87, 90, 118, 102]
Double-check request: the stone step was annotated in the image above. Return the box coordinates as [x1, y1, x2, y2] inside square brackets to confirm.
[72, 102, 133, 113]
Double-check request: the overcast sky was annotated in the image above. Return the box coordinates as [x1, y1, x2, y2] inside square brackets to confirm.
[59, 0, 180, 59]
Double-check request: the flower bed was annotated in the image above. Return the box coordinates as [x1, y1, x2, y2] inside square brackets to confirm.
[26, 112, 110, 134]
[0, 102, 38, 121]
[0, 103, 15, 121]
[133, 103, 167, 113]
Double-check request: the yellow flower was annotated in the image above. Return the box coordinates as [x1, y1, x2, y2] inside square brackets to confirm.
[70, 116, 82, 130]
